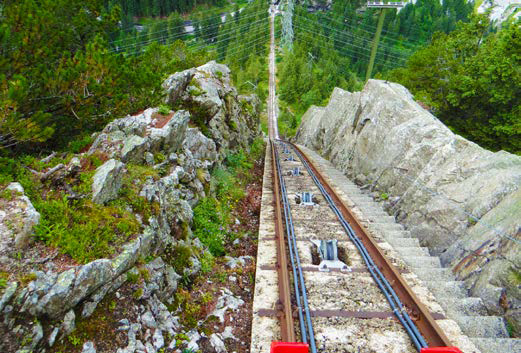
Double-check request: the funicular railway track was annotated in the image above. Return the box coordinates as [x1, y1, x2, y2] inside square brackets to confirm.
[260, 138, 460, 352]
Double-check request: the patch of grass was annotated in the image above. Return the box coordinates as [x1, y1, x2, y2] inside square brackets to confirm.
[0, 187, 22, 201]
[113, 164, 161, 223]
[380, 192, 389, 200]
[506, 318, 515, 337]
[192, 140, 265, 256]
[0, 278, 8, 289]
[192, 198, 227, 256]
[188, 87, 204, 96]
[249, 137, 265, 161]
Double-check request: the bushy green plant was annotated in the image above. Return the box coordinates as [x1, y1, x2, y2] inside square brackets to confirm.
[33, 196, 139, 263]
[68, 135, 94, 154]
[164, 244, 193, 274]
[212, 168, 244, 203]
[249, 137, 265, 160]
[192, 198, 226, 256]
[199, 251, 215, 274]
[158, 104, 171, 115]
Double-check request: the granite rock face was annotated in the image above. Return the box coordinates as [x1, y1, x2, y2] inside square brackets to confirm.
[295, 79, 521, 329]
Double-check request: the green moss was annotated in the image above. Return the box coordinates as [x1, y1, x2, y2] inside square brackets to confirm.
[0, 188, 22, 201]
[133, 288, 143, 299]
[154, 152, 166, 164]
[508, 269, 521, 286]
[239, 99, 254, 116]
[189, 77, 202, 90]
[188, 87, 204, 96]
[138, 267, 151, 282]
[196, 168, 206, 184]
[126, 271, 139, 284]
[228, 120, 238, 131]
[19, 272, 37, 286]
[174, 288, 201, 329]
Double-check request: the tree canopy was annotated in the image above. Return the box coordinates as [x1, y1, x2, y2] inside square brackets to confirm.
[389, 15, 521, 154]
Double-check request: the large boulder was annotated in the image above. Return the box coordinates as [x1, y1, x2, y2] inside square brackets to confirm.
[92, 159, 125, 205]
[0, 182, 40, 251]
[295, 79, 521, 327]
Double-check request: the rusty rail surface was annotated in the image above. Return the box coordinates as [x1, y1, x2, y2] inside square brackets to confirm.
[270, 140, 295, 341]
[290, 142, 452, 348]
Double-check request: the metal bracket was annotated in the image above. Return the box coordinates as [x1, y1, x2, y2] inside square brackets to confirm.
[310, 239, 350, 272]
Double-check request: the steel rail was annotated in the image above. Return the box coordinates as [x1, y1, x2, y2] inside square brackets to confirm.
[273, 141, 317, 353]
[288, 142, 452, 349]
[270, 140, 296, 342]
[290, 142, 426, 349]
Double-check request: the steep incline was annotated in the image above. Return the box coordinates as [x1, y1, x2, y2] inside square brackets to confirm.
[295, 80, 521, 334]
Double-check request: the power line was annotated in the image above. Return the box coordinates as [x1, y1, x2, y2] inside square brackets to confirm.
[294, 32, 399, 72]
[315, 12, 427, 47]
[294, 22, 409, 63]
[295, 15, 420, 53]
[293, 24, 407, 63]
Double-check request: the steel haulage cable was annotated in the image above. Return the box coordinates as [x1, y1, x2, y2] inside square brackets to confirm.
[272, 141, 318, 353]
[287, 142, 428, 352]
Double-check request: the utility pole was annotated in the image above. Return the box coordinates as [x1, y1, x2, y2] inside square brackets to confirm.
[281, 0, 294, 51]
[365, 1, 405, 81]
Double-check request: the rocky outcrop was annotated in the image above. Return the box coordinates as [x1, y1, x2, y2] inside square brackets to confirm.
[295, 79, 521, 330]
[163, 61, 260, 157]
[0, 61, 260, 352]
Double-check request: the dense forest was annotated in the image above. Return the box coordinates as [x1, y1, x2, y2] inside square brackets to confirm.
[109, 0, 227, 18]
